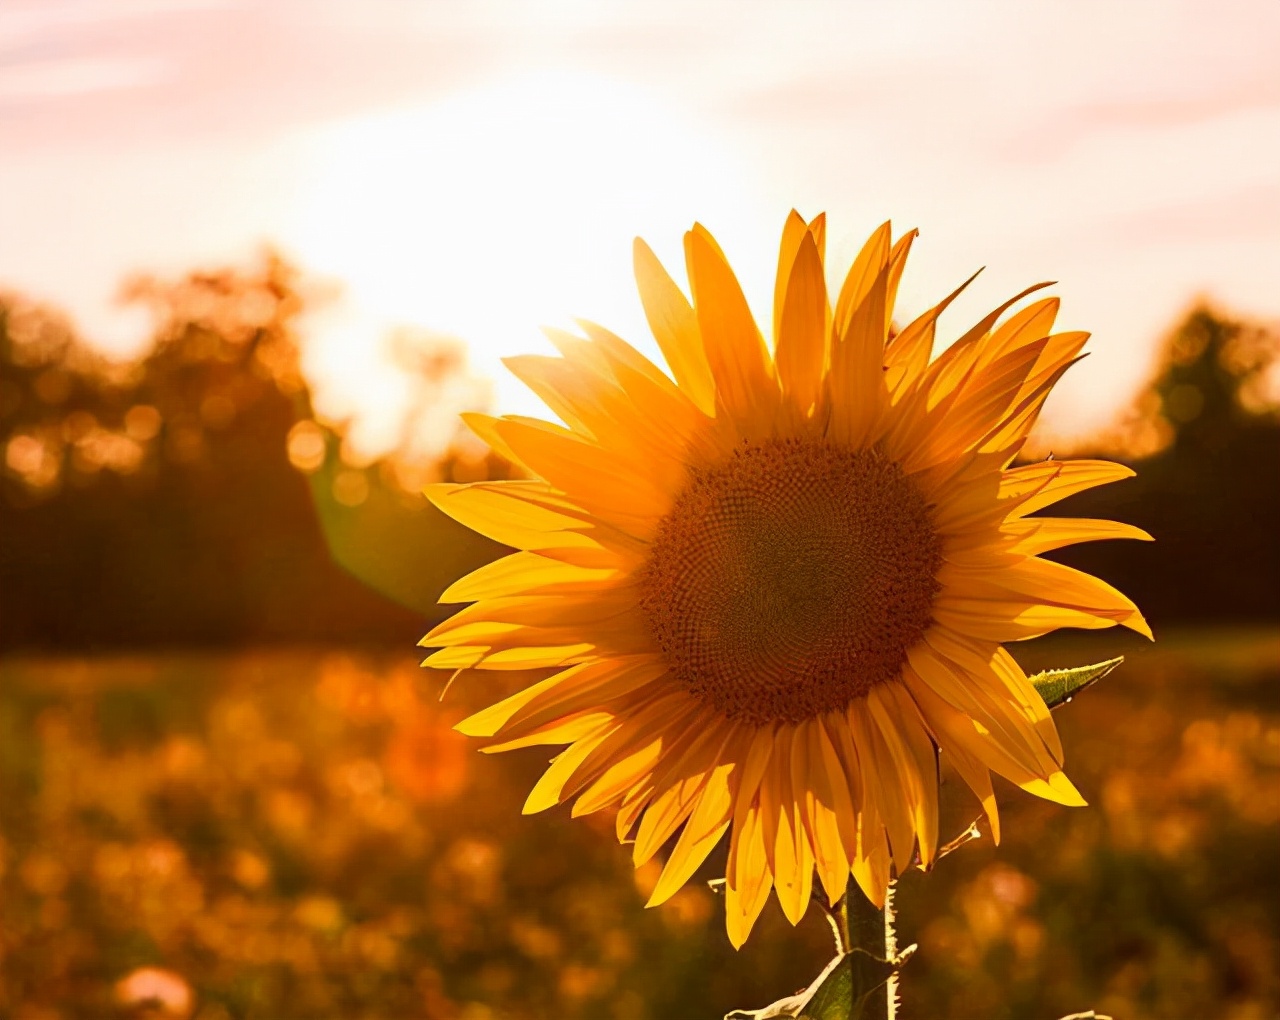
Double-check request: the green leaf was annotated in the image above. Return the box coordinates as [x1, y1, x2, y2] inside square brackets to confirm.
[800, 949, 896, 1019]
[1029, 657, 1123, 710]
[724, 949, 897, 1020]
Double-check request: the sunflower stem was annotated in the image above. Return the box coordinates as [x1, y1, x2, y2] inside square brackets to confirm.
[846, 880, 898, 1020]
[827, 894, 851, 955]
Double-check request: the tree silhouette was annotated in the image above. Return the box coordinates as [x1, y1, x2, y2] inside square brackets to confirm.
[0, 256, 501, 648]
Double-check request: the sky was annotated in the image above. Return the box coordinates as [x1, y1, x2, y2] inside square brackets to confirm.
[2, 0, 1278, 454]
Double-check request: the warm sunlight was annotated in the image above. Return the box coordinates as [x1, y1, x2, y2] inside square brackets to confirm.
[4, 5, 1279, 1018]
[284, 70, 765, 451]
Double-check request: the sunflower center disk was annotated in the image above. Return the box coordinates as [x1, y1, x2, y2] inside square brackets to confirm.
[640, 439, 943, 725]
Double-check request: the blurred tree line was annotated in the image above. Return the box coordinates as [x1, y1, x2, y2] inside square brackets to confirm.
[0, 257, 508, 649]
[1, 259, 1277, 650]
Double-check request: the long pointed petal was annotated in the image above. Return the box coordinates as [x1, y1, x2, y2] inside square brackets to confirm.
[772, 210, 810, 347]
[633, 238, 716, 415]
[647, 769, 735, 906]
[685, 224, 777, 430]
[775, 230, 828, 416]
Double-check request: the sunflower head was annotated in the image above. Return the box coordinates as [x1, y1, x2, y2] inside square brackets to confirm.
[640, 439, 944, 724]
[422, 212, 1151, 947]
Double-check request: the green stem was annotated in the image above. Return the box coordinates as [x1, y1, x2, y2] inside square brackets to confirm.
[829, 892, 851, 955]
[846, 880, 898, 1020]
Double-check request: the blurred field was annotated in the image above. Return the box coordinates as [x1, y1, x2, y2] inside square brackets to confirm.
[1, 628, 1276, 1020]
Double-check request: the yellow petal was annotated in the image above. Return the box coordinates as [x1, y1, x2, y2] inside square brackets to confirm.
[775, 229, 828, 417]
[877, 685, 941, 867]
[903, 666, 1085, 807]
[920, 281, 1056, 408]
[647, 760, 736, 907]
[829, 233, 891, 447]
[832, 221, 891, 340]
[933, 597, 1121, 642]
[808, 212, 827, 263]
[457, 656, 665, 739]
[576, 319, 688, 403]
[928, 469, 1006, 536]
[725, 730, 775, 939]
[492, 417, 671, 534]
[977, 296, 1060, 368]
[772, 210, 810, 348]
[633, 238, 716, 415]
[851, 699, 914, 877]
[758, 725, 791, 881]
[797, 720, 851, 905]
[502, 354, 689, 484]
[440, 551, 620, 604]
[633, 722, 736, 864]
[572, 738, 667, 817]
[725, 798, 773, 949]
[775, 730, 815, 926]
[455, 661, 586, 738]
[824, 711, 888, 907]
[483, 707, 615, 752]
[1004, 517, 1153, 555]
[523, 720, 621, 813]
[632, 771, 708, 865]
[902, 338, 1050, 473]
[816, 715, 860, 867]
[883, 269, 981, 401]
[977, 355, 1084, 457]
[1001, 459, 1136, 516]
[480, 641, 596, 670]
[760, 726, 810, 925]
[921, 628, 1063, 767]
[1017, 331, 1091, 405]
[960, 557, 1152, 639]
[615, 785, 650, 843]
[535, 693, 698, 816]
[426, 479, 599, 552]
[787, 730, 821, 883]
[910, 637, 1055, 775]
[424, 585, 640, 641]
[459, 409, 523, 464]
[883, 229, 917, 336]
[541, 325, 616, 381]
[848, 805, 891, 909]
[684, 224, 778, 430]
[420, 645, 487, 670]
[935, 734, 1001, 844]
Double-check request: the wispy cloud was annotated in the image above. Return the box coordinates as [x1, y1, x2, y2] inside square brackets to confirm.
[0, 55, 168, 100]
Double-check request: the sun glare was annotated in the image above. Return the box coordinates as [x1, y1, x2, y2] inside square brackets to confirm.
[284, 70, 765, 453]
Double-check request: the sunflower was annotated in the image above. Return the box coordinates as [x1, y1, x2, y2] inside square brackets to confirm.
[421, 213, 1150, 947]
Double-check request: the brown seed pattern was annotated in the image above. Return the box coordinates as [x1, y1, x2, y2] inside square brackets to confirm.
[639, 439, 942, 724]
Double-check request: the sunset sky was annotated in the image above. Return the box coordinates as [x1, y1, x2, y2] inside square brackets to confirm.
[2, 0, 1278, 454]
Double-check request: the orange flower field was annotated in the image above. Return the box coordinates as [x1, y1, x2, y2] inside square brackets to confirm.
[1, 629, 1275, 1019]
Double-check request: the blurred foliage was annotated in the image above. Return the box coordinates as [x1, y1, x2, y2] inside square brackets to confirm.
[0, 257, 509, 648]
[0, 631, 1275, 1019]
[1089, 305, 1280, 459]
[0, 650, 815, 1020]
